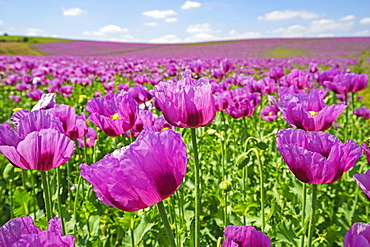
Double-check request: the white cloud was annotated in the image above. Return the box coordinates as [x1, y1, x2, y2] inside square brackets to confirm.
[187, 23, 214, 33]
[0, 20, 3, 25]
[144, 22, 158, 26]
[83, 25, 128, 36]
[181, 1, 201, 10]
[62, 7, 86, 16]
[309, 19, 353, 32]
[149, 34, 181, 43]
[165, 18, 178, 23]
[111, 34, 139, 42]
[340, 15, 356, 21]
[142, 10, 177, 19]
[360, 17, 370, 24]
[258, 10, 320, 21]
[26, 28, 45, 36]
[185, 33, 219, 42]
[356, 30, 370, 36]
[268, 18, 354, 37]
[227, 29, 262, 39]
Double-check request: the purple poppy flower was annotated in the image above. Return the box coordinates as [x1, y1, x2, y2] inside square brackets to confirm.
[85, 90, 138, 137]
[9, 94, 21, 103]
[353, 169, 370, 199]
[224, 87, 260, 119]
[153, 72, 216, 128]
[279, 90, 346, 131]
[276, 128, 362, 184]
[153, 114, 175, 132]
[80, 127, 187, 212]
[354, 106, 370, 119]
[220, 58, 233, 74]
[343, 222, 370, 246]
[309, 62, 319, 73]
[222, 225, 271, 247]
[214, 91, 232, 112]
[324, 72, 368, 94]
[189, 59, 204, 74]
[27, 89, 44, 101]
[269, 67, 284, 80]
[0, 216, 74, 247]
[48, 105, 88, 139]
[261, 105, 279, 121]
[248, 78, 277, 95]
[280, 69, 312, 89]
[103, 81, 115, 92]
[128, 85, 153, 105]
[0, 110, 75, 171]
[362, 142, 370, 165]
[60, 85, 74, 98]
[77, 127, 98, 148]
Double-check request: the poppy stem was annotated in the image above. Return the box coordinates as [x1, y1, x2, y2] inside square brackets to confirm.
[344, 93, 349, 141]
[157, 201, 177, 247]
[245, 148, 265, 230]
[41, 171, 52, 221]
[56, 166, 66, 235]
[190, 128, 201, 247]
[300, 183, 307, 247]
[307, 184, 318, 247]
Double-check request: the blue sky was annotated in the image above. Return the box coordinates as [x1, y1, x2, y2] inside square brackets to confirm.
[1, 0, 370, 43]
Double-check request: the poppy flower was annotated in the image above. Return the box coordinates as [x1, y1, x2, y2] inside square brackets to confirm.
[324, 72, 368, 94]
[0, 110, 75, 171]
[276, 128, 362, 184]
[153, 72, 216, 128]
[80, 127, 187, 212]
[85, 90, 138, 137]
[0, 216, 74, 247]
[343, 222, 370, 246]
[353, 169, 370, 199]
[222, 225, 271, 247]
[279, 89, 346, 131]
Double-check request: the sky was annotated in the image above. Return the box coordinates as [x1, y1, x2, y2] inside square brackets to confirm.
[1, 0, 370, 44]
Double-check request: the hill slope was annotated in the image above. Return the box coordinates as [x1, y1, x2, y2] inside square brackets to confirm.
[1, 35, 370, 58]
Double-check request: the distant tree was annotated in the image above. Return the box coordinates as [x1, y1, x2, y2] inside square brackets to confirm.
[23, 37, 29, 42]
[3, 33, 8, 36]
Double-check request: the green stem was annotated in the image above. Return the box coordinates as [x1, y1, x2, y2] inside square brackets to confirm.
[190, 128, 201, 247]
[246, 148, 265, 230]
[300, 183, 307, 247]
[56, 167, 66, 235]
[73, 175, 83, 220]
[157, 201, 177, 247]
[224, 192, 228, 228]
[41, 171, 52, 220]
[307, 184, 318, 247]
[344, 93, 349, 141]
[30, 170, 37, 219]
[130, 213, 135, 247]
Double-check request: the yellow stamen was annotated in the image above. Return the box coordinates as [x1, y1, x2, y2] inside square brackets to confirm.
[12, 108, 23, 112]
[86, 138, 91, 142]
[110, 113, 119, 120]
[309, 111, 318, 117]
[161, 127, 171, 131]
[268, 112, 273, 116]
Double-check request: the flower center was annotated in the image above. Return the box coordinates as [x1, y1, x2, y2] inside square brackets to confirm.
[110, 113, 119, 120]
[309, 111, 318, 117]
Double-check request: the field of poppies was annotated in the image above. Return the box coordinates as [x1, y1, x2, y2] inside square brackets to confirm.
[1, 37, 370, 247]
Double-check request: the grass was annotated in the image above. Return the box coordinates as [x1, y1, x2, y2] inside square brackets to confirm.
[0, 35, 71, 55]
[0, 42, 44, 55]
[268, 47, 307, 58]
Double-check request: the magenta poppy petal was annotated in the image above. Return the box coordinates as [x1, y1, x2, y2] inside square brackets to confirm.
[16, 129, 75, 171]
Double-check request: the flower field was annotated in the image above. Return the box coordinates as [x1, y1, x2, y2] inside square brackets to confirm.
[1, 37, 370, 246]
